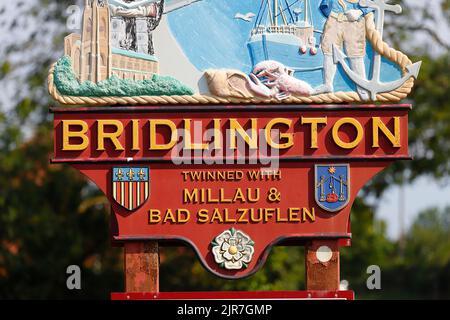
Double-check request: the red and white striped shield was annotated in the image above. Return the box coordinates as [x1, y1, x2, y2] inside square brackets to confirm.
[112, 167, 150, 211]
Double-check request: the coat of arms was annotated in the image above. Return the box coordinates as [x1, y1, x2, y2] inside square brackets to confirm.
[315, 164, 350, 212]
[112, 167, 150, 211]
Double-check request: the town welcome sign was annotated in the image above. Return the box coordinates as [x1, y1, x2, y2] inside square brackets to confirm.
[49, 0, 420, 300]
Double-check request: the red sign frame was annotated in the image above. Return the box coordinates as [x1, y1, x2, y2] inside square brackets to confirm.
[111, 290, 355, 300]
[51, 104, 410, 280]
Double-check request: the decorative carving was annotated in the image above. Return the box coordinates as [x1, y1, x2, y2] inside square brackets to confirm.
[49, 0, 421, 105]
[211, 228, 255, 270]
[205, 61, 313, 101]
[204, 70, 255, 99]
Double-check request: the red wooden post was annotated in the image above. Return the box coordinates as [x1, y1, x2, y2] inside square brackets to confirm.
[305, 240, 340, 291]
[124, 241, 159, 292]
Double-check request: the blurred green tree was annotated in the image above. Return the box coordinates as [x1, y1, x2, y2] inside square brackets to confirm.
[374, 206, 450, 299]
[0, 121, 123, 299]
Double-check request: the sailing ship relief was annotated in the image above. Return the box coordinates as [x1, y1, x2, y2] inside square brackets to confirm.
[248, 0, 322, 72]
[48, 0, 421, 105]
[167, 0, 421, 103]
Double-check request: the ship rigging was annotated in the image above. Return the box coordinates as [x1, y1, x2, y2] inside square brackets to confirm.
[251, 0, 318, 55]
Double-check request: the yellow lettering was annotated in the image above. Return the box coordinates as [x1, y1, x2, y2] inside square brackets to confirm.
[149, 119, 177, 150]
[229, 118, 258, 149]
[62, 120, 89, 151]
[288, 208, 301, 222]
[302, 207, 315, 222]
[332, 117, 363, 149]
[183, 119, 209, 150]
[219, 189, 232, 203]
[131, 119, 140, 151]
[233, 188, 246, 203]
[224, 209, 236, 223]
[210, 209, 224, 223]
[213, 119, 222, 150]
[148, 210, 161, 224]
[265, 118, 294, 149]
[197, 209, 209, 223]
[372, 117, 401, 148]
[207, 188, 219, 203]
[163, 209, 176, 223]
[250, 208, 263, 222]
[276, 209, 288, 222]
[264, 208, 275, 222]
[301, 117, 327, 149]
[247, 188, 260, 203]
[183, 188, 198, 203]
[237, 209, 249, 223]
[97, 120, 124, 151]
[177, 209, 190, 223]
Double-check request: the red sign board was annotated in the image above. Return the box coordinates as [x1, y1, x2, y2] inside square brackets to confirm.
[51, 104, 409, 279]
[111, 290, 355, 300]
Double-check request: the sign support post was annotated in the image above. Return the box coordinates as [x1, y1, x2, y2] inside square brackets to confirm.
[305, 240, 340, 291]
[124, 241, 159, 293]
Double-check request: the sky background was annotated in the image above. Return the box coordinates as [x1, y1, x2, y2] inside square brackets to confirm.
[369, 177, 450, 239]
[0, 0, 449, 240]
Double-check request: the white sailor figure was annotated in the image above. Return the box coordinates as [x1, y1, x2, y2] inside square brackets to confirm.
[314, 0, 373, 100]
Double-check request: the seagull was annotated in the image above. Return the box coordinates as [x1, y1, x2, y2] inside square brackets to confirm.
[234, 12, 256, 22]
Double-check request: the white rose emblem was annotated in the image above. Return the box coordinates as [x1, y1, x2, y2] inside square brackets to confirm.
[211, 228, 255, 270]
